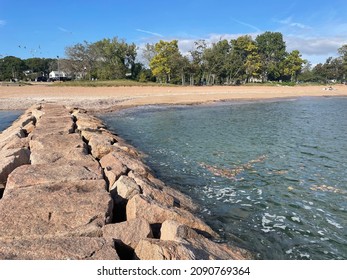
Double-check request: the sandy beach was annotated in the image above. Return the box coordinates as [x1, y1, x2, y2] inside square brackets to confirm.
[1, 84, 346, 112]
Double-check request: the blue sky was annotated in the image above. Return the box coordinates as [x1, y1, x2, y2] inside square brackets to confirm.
[1, 0, 347, 65]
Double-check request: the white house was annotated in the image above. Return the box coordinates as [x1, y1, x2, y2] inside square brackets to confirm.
[49, 71, 67, 80]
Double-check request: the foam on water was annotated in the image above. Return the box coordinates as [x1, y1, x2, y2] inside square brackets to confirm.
[326, 218, 343, 229]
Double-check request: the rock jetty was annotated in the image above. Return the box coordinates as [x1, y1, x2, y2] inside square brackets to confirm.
[0, 103, 252, 260]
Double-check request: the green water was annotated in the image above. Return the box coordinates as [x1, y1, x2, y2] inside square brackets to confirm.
[0, 111, 22, 132]
[101, 97, 347, 260]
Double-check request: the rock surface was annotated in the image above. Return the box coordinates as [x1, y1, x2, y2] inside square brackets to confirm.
[0, 181, 113, 238]
[126, 194, 217, 238]
[0, 103, 251, 260]
[0, 148, 30, 185]
[0, 237, 118, 260]
[160, 220, 253, 260]
[103, 218, 153, 249]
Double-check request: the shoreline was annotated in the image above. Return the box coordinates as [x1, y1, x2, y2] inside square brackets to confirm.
[0, 84, 347, 112]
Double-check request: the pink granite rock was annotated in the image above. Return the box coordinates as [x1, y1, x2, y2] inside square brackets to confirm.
[0, 237, 119, 260]
[102, 218, 153, 249]
[126, 194, 217, 238]
[0, 181, 113, 238]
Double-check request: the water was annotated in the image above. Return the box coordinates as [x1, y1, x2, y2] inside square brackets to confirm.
[100, 97, 347, 260]
[0, 111, 22, 132]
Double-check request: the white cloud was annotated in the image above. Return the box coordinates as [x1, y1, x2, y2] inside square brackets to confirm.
[284, 35, 347, 64]
[278, 17, 312, 30]
[136, 30, 347, 66]
[58, 26, 72, 34]
[230, 18, 262, 32]
[136, 29, 163, 37]
[0, 20, 6, 26]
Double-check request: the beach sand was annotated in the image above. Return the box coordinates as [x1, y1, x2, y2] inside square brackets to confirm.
[0, 84, 346, 111]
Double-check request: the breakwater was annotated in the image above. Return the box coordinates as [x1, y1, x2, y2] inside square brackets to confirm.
[0, 103, 251, 260]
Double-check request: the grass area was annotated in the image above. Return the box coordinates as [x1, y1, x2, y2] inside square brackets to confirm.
[49, 79, 178, 87]
[0, 81, 32, 86]
[245, 82, 326, 87]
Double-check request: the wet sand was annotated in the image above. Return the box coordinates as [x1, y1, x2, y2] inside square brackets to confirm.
[0, 84, 346, 112]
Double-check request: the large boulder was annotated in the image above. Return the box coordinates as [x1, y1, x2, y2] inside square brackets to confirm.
[30, 108, 44, 120]
[73, 112, 106, 131]
[134, 220, 253, 260]
[32, 116, 75, 136]
[103, 218, 153, 249]
[0, 126, 26, 150]
[29, 133, 88, 164]
[5, 162, 103, 192]
[160, 220, 252, 260]
[128, 171, 175, 208]
[111, 175, 141, 201]
[100, 156, 128, 186]
[135, 239, 195, 260]
[126, 194, 217, 238]
[0, 181, 113, 239]
[0, 148, 30, 185]
[147, 173, 198, 212]
[88, 133, 115, 159]
[100, 150, 149, 176]
[0, 237, 119, 260]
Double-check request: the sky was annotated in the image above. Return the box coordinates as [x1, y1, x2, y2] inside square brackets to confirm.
[1, 0, 347, 65]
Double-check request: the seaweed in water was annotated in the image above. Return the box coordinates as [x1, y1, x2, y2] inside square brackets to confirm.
[199, 155, 267, 180]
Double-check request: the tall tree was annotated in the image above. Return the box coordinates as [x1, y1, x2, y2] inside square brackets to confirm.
[91, 37, 137, 80]
[189, 40, 207, 85]
[338, 44, 347, 82]
[202, 39, 231, 85]
[65, 37, 137, 80]
[0, 56, 26, 80]
[255, 32, 286, 81]
[150, 40, 181, 83]
[142, 43, 156, 67]
[282, 50, 306, 82]
[230, 35, 262, 83]
[65, 41, 94, 79]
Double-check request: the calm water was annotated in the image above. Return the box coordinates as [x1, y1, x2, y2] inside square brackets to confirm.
[0, 111, 22, 132]
[101, 97, 347, 260]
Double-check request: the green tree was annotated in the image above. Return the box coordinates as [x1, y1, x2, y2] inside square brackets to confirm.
[189, 40, 207, 85]
[202, 39, 231, 84]
[230, 35, 262, 83]
[311, 57, 344, 83]
[255, 32, 286, 81]
[65, 37, 137, 80]
[65, 41, 94, 79]
[142, 43, 156, 67]
[150, 40, 181, 83]
[91, 37, 137, 80]
[338, 44, 347, 82]
[297, 62, 316, 82]
[24, 58, 51, 74]
[0, 56, 26, 81]
[282, 50, 306, 82]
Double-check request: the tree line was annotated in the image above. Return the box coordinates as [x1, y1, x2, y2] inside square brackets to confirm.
[0, 57, 57, 81]
[1, 31, 347, 84]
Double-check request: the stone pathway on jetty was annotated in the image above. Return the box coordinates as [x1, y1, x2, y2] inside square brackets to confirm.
[0, 103, 252, 260]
